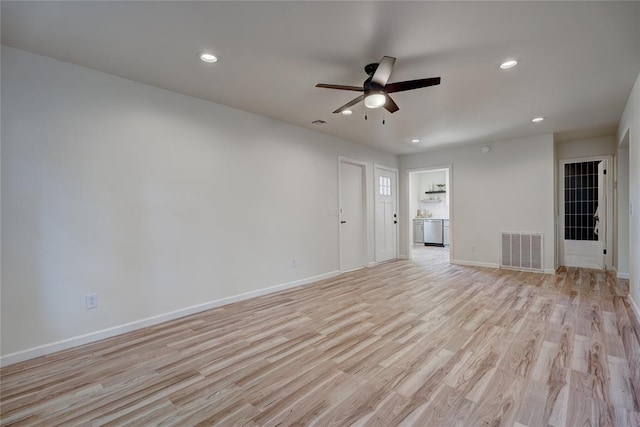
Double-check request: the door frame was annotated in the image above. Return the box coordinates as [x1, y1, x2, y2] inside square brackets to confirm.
[338, 156, 368, 272]
[405, 165, 454, 262]
[374, 163, 399, 264]
[557, 155, 613, 269]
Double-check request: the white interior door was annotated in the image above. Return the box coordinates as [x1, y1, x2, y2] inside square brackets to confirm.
[375, 166, 397, 263]
[339, 160, 365, 271]
[560, 158, 609, 269]
[598, 160, 607, 268]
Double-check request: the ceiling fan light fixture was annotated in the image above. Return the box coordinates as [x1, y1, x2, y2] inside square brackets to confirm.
[342, 110, 353, 115]
[499, 59, 518, 69]
[411, 139, 420, 144]
[364, 93, 386, 109]
[532, 116, 545, 123]
[199, 52, 218, 63]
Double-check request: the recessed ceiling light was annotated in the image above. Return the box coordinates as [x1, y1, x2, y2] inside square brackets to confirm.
[532, 117, 545, 123]
[199, 52, 218, 63]
[411, 139, 420, 144]
[342, 110, 353, 115]
[499, 59, 518, 69]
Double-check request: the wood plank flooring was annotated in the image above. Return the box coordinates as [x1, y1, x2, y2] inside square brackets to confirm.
[2, 246, 639, 426]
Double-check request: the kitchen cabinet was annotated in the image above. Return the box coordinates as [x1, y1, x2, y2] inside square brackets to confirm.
[415, 218, 449, 246]
[413, 219, 424, 244]
[444, 219, 450, 246]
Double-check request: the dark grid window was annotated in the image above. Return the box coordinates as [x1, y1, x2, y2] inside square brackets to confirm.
[564, 161, 599, 241]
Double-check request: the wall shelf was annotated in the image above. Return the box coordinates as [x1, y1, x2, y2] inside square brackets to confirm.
[424, 190, 446, 194]
[420, 199, 442, 203]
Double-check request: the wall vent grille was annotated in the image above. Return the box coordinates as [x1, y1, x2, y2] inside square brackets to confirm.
[500, 232, 543, 272]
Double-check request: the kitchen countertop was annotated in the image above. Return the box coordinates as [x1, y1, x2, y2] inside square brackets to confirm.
[414, 218, 449, 220]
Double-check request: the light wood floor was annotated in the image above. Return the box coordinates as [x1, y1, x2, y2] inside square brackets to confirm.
[2, 247, 639, 426]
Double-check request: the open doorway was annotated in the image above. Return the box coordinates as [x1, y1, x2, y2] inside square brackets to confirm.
[408, 166, 452, 265]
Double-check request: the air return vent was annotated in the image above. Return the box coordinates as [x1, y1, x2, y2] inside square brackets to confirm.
[500, 232, 543, 272]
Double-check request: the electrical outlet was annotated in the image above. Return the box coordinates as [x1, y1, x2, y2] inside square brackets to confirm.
[85, 293, 98, 310]
[291, 258, 297, 268]
[471, 244, 477, 252]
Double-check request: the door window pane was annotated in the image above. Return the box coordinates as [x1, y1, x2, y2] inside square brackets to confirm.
[379, 176, 391, 196]
[564, 161, 599, 241]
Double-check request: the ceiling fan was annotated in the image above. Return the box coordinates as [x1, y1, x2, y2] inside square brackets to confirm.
[316, 56, 441, 114]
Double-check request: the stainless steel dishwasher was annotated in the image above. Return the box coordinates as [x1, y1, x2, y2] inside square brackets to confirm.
[423, 219, 444, 246]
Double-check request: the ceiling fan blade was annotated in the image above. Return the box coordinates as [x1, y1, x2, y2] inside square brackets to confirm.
[384, 95, 399, 113]
[316, 84, 363, 91]
[385, 77, 441, 93]
[371, 56, 396, 86]
[332, 94, 365, 114]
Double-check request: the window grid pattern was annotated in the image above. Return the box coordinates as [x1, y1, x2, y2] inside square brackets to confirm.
[379, 176, 391, 196]
[564, 161, 598, 241]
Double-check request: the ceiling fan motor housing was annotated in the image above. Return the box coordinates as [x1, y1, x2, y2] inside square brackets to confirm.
[363, 77, 384, 95]
[364, 62, 379, 76]
[363, 79, 387, 108]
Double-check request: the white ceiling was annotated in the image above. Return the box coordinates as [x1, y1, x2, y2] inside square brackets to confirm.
[2, 1, 639, 154]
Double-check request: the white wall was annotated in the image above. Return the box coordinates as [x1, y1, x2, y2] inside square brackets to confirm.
[0, 46, 398, 362]
[400, 135, 556, 271]
[618, 72, 640, 319]
[556, 136, 615, 160]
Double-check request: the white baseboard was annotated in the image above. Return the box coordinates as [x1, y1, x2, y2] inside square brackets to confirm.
[367, 261, 376, 268]
[609, 266, 630, 279]
[451, 259, 499, 269]
[0, 270, 340, 367]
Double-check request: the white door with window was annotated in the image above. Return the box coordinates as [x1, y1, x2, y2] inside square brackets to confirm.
[339, 159, 366, 271]
[560, 158, 611, 269]
[375, 166, 398, 263]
